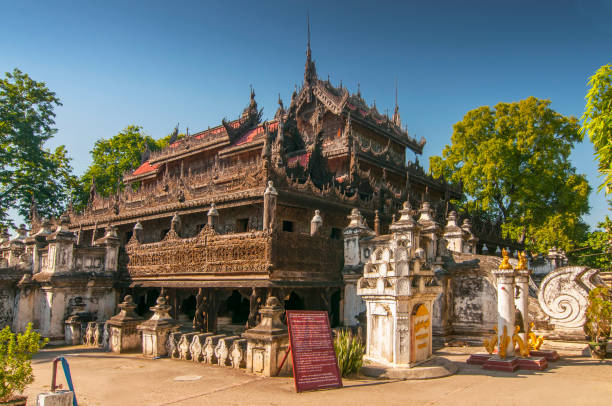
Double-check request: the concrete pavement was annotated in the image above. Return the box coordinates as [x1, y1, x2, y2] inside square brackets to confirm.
[25, 346, 612, 406]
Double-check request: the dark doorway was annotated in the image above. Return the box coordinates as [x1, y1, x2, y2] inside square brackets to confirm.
[330, 228, 342, 240]
[330, 290, 341, 327]
[282, 220, 294, 232]
[181, 294, 196, 321]
[136, 295, 147, 317]
[236, 219, 249, 233]
[136, 288, 160, 317]
[225, 290, 250, 324]
[284, 291, 305, 311]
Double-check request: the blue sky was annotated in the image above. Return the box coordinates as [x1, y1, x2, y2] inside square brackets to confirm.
[1, 0, 610, 228]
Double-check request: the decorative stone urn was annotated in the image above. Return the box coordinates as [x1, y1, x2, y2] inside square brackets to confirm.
[242, 296, 291, 377]
[106, 295, 144, 353]
[137, 296, 180, 357]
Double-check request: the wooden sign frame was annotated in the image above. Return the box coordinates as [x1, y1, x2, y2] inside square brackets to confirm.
[284, 310, 343, 393]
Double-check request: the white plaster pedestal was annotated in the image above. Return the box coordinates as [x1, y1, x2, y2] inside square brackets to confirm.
[242, 297, 291, 377]
[492, 266, 516, 357]
[107, 295, 143, 353]
[137, 296, 180, 358]
[514, 268, 531, 340]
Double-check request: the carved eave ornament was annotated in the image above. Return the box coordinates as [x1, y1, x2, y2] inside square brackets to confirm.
[389, 201, 418, 234]
[222, 88, 263, 144]
[417, 202, 439, 233]
[47, 214, 74, 243]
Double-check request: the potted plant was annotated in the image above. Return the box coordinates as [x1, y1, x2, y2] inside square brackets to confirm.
[583, 286, 612, 360]
[0, 323, 47, 405]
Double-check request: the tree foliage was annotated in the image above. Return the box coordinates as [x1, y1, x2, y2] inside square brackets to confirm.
[0, 323, 47, 402]
[583, 286, 612, 343]
[430, 96, 590, 252]
[0, 68, 76, 227]
[75, 125, 182, 210]
[581, 64, 612, 195]
[569, 217, 612, 272]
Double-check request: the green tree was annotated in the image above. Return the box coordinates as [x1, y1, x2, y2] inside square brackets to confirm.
[75, 125, 182, 210]
[430, 96, 590, 253]
[0, 323, 47, 402]
[581, 64, 612, 195]
[11, 145, 79, 221]
[0, 68, 75, 227]
[569, 217, 612, 272]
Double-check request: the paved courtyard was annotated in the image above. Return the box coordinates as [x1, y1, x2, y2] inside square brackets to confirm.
[25, 345, 611, 406]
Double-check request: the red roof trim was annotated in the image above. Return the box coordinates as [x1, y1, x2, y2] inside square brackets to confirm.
[232, 121, 279, 147]
[287, 152, 311, 168]
[131, 161, 160, 176]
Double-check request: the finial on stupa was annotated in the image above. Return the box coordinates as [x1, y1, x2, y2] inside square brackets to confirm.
[499, 248, 513, 270]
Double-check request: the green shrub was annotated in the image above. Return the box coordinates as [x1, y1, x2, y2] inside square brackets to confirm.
[333, 329, 364, 377]
[0, 323, 48, 402]
[584, 286, 612, 344]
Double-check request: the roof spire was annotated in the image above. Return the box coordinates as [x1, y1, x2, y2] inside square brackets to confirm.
[395, 78, 398, 109]
[275, 93, 285, 119]
[304, 12, 316, 85]
[307, 12, 311, 58]
[392, 78, 401, 127]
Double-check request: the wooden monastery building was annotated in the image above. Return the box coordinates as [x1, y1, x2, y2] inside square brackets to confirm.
[0, 39, 521, 340]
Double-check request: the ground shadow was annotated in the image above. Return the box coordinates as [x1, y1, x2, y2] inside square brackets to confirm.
[441, 350, 611, 379]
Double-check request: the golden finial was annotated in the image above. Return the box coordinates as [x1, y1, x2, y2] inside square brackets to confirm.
[499, 248, 513, 270]
[515, 251, 528, 270]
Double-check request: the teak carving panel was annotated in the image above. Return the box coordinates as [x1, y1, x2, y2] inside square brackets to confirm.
[126, 230, 271, 277]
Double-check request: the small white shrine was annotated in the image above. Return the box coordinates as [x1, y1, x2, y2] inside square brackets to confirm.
[356, 202, 443, 367]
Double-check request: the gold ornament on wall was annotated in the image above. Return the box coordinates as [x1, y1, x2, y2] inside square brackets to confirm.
[498, 325, 511, 359]
[512, 325, 530, 358]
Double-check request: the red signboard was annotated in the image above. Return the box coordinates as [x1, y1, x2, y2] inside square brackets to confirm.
[286, 310, 343, 393]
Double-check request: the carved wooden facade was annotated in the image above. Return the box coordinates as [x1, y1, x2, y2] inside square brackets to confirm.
[64, 40, 471, 297]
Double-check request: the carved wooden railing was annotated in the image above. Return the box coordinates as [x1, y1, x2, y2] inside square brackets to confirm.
[124, 228, 271, 278]
[123, 227, 343, 281]
[72, 160, 265, 225]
